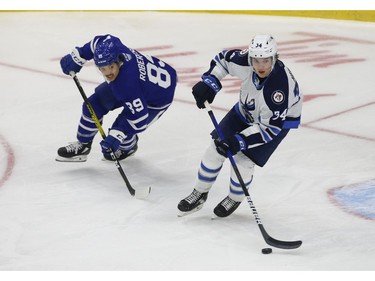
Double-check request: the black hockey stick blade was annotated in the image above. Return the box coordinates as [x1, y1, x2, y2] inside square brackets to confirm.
[204, 101, 302, 250]
[107, 152, 151, 199]
[259, 225, 302, 249]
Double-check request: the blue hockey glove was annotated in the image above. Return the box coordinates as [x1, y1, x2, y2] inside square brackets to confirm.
[60, 48, 87, 75]
[192, 75, 222, 109]
[214, 134, 247, 157]
[100, 129, 126, 154]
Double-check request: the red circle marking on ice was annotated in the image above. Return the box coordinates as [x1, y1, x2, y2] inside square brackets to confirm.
[0, 134, 15, 187]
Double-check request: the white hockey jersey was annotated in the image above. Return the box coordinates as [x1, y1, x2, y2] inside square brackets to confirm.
[206, 49, 303, 149]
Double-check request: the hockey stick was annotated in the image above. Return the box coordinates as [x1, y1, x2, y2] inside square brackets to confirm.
[204, 101, 302, 249]
[69, 72, 151, 199]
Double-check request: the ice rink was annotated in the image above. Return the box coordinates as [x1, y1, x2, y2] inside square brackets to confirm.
[0, 11, 374, 273]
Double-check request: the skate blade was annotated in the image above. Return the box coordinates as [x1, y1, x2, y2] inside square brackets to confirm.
[177, 204, 204, 217]
[211, 214, 222, 220]
[55, 155, 87, 162]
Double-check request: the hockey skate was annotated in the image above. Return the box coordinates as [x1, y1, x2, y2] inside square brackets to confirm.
[213, 196, 241, 218]
[177, 189, 208, 217]
[56, 141, 92, 162]
[102, 144, 138, 161]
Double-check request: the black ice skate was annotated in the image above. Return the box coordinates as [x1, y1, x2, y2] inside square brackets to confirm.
[177, 189, 208, 217]
[56, 141, 92, 162]
[213, 196, 241, 218]
[102, 144, 138, 161]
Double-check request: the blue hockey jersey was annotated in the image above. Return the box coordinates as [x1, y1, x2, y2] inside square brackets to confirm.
[76, 34, 177, 135]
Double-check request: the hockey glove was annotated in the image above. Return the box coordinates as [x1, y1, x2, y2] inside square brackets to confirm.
[214, 134, 247, 157]
[60, 48, 87, 75]
[100, 129, 126, 154]
[192, 75, 222, 109]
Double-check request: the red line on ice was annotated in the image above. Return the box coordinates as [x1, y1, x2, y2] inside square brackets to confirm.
[0, 135, 15, 188]
[1, 61, 374, 143]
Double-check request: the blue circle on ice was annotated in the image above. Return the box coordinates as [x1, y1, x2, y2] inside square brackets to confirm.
[328, 179, 375, 220]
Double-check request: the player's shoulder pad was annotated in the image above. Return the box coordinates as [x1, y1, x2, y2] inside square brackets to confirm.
[224, 49, 249, 67]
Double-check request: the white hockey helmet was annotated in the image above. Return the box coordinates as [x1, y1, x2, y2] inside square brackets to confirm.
[248, 35, 278, 67]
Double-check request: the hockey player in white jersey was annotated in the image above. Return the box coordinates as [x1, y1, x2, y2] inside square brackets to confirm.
[56, 34, 177, 162]
[178, 35, 303, 217]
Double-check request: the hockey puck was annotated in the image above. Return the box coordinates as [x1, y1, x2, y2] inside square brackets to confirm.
[261, 248, 272, 254]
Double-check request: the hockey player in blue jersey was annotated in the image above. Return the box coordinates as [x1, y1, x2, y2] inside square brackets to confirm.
[178, 35, 303, 217]
[56, 34, 177, 162]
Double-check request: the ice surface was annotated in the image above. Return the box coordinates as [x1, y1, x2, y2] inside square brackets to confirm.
[0, 12, 374, 274]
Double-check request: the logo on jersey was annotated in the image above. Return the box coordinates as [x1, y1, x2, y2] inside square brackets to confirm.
[239, 49, 248, 56]
[242, 97, 255, 111]
[241, 96, 255, 123]
[271, 91, 285, 104]
[124, 53, 132, 62]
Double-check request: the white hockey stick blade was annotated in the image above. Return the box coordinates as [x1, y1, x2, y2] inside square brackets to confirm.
[134, 186, 151, 199]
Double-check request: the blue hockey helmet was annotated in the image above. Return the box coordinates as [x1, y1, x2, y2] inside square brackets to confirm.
[94, 36, 122, 67]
